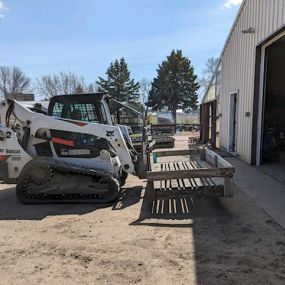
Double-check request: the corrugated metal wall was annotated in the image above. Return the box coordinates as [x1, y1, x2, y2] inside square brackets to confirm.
[220, 0, 285, 163]
[203, 79, 216, 104]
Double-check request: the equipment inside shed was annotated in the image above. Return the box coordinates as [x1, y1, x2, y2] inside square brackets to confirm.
[262, 36, 285, 164]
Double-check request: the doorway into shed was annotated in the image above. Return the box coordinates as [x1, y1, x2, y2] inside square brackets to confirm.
[200, 101, 217, 148]
[229, 91, 238, 154]
[259, 35, 285, 182]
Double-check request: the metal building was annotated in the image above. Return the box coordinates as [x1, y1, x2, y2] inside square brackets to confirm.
[201, 0, 285, 168]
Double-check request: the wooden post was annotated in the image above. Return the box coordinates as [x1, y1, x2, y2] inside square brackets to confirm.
[224, 177, 234, 197]
[147, 149, 152, 171]
[214, 155, 218, 167]
[201, 103, 210, 144]
[211, 100, 217, 148]
[199, 104, 203, 142]
[199, 148, 206, 161]
[146, 181, 155, 200]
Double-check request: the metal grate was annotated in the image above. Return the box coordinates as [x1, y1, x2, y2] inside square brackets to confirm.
[51, 102, 99, 123]
[52, 102, 63, 118]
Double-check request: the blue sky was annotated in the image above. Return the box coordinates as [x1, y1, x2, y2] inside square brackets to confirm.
[0, 0, 242, 92]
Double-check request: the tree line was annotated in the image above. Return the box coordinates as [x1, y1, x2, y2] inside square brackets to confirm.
[0, 50, 218, 124]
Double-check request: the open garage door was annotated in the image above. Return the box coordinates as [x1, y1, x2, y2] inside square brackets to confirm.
[258, 34, 285, 182]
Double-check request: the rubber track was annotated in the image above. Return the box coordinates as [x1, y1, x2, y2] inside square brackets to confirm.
[16, 158, 120, 204]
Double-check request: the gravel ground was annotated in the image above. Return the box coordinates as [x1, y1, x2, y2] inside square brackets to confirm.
[0, 178, 284, 284]
[0, 135, 284, 284]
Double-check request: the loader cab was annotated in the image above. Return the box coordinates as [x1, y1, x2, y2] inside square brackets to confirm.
[48, 93, 113, 125]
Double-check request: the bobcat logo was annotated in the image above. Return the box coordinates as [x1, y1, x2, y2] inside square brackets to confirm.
[106, 130, 115, 137]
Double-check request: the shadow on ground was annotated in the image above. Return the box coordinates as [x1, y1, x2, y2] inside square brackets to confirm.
[0, 185, 143, 220]
[131, 187, 235, 228]
[112, 186, 143, 210]
[132, 187, 285, 284]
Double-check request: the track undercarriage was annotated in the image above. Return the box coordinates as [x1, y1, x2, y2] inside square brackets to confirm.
[16, 158, 121, 204]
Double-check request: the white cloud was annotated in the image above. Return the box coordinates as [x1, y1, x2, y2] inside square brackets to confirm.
[222, 0, 243, 9]
[0, 1, 8, 18]
[0, 1, 4, 19]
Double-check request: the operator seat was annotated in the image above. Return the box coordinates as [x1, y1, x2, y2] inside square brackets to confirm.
[70, 109, 82, 121]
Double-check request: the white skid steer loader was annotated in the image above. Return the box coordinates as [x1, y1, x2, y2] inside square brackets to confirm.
[0, 93, 150, 204]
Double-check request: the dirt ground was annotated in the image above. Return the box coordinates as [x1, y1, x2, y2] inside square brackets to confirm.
[0, 135, 285, 284]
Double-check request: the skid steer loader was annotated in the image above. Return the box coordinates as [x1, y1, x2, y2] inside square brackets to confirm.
[0, 93, 150, 204]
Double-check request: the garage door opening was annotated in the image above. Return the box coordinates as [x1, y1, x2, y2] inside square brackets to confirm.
[259, 35, 285, 180]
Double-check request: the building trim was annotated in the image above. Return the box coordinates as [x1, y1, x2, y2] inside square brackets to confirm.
[227, 89, 239, 155]
[202, 1, 247, 104]
[251, 25, 285, 165]
[220, 0, 247, 57]
[251, 47, 262, 165]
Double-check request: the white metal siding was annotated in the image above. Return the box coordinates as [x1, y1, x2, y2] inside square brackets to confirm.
[203, 80, 216, 103]
[220, 0, 285, 163]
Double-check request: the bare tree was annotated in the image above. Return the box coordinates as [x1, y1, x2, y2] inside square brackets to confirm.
[0, 66, 31, 99]
[139, 78, 152, 126]
[86, 82, 98, 93]
[199, 57, 220, 90]
[139, 78, 151, 107]
[37, 72, 94, 99]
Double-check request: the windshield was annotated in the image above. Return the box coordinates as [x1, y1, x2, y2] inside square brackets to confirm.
[49, 96, 113, 125]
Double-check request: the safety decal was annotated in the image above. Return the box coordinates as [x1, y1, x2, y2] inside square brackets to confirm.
[106, 130, 115, 137]
[51, 137, 75, 147]
[0, 155, 11, 161]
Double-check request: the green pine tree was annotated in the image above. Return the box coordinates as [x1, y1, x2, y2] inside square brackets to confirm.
[96, 58, 140, 102]
[149, 50, 199, 128]
[96, 58, 140, 123]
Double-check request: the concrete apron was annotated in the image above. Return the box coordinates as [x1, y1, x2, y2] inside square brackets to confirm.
[226, 157, 285, 229]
